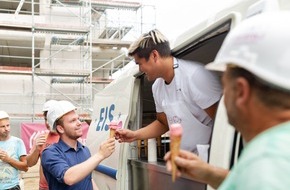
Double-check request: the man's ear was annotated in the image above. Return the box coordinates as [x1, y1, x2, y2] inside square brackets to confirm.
[151, 50, 159, 62]
[235, 77, 251, 108]
[56, 124, 64, 134]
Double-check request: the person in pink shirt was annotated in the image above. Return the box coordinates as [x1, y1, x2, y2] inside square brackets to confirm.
[26, 100, 60, 190]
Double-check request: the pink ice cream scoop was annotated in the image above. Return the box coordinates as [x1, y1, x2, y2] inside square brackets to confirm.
[169, 123, 183, 182]
[109, 120, 122, 138]
[170, 123, 183, 136]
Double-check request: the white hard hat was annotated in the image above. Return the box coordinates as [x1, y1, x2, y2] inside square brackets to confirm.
[47, 100, 76, 132]
[42, 100, 58, 112]
[206, 11, 290, 91]
[0, 111, 9, 120]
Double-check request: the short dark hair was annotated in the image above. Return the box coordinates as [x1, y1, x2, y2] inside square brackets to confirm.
[43, 111, 48, 121]
[128, 29, 171, 61]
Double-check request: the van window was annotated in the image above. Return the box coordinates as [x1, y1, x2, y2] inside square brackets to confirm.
[173, 20, 231, 64]
[138, 76, 171, 161]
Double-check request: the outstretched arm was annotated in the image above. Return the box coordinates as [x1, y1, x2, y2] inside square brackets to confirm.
[63, 138, 115, 186]
[115, 112, 169, 143]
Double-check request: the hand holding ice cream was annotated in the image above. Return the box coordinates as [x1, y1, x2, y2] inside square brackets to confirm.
[109, 120, 122, 138]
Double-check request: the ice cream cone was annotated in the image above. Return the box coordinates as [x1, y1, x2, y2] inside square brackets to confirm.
[109, 120, 122, 138]
[110, 127, 116, 138]
[170, 123, 183, 182]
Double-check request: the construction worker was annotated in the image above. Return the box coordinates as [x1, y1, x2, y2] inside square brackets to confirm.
[27, 100, 59, 190]
[0, 110, 28, 190]
[41, 100, 115, 190]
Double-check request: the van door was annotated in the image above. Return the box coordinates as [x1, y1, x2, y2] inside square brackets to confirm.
[173, 13, 243, 190]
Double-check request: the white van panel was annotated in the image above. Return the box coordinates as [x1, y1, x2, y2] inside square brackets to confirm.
[87, 71, 138, 189]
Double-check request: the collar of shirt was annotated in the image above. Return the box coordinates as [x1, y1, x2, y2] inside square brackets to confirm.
[58, 139, 85, 153]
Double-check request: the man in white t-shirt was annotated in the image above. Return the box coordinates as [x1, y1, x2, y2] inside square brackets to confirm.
[115, 29, 222, 153]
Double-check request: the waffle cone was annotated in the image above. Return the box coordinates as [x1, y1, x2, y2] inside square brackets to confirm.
[110, 129, 116, 138]
[170, 135, 181, 182]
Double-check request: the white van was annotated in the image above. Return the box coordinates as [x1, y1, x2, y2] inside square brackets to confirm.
[86, 0, 290, 189]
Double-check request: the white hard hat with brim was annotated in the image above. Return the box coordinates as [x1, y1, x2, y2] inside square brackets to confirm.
[47, 100, 76, 132]
[42, 100, 58, 112]
[0, 111, 9, 120]
[206, 11, 290, 91]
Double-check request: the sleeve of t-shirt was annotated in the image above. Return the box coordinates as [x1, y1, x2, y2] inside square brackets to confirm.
[188, 66, 222, 109]
[234, 157, 290, 190]
[152, 80, 163, 113]
[17, 138, 27, 157]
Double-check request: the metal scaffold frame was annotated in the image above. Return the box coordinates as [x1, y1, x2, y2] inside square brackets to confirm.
[30, 0, 92, 121]
[0, 0, 156, 121]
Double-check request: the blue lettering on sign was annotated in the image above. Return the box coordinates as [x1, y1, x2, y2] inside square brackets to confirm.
[95, 104, 115, 131]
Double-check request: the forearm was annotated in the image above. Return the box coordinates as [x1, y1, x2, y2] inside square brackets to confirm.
[135, 119, 168, 140]
[64, 153, 105, 185]
[206, 166, 229, 189]
[5, 156, 28, 172]
[26, 147, 40, 167]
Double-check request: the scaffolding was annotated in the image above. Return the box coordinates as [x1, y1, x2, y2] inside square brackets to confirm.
[0, 0, 156, 122]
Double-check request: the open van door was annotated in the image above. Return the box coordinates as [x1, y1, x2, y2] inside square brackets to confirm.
[172, 12, 241, 190]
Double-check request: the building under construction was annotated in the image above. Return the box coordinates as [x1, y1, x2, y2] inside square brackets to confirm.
[0, 0, 156, 135]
